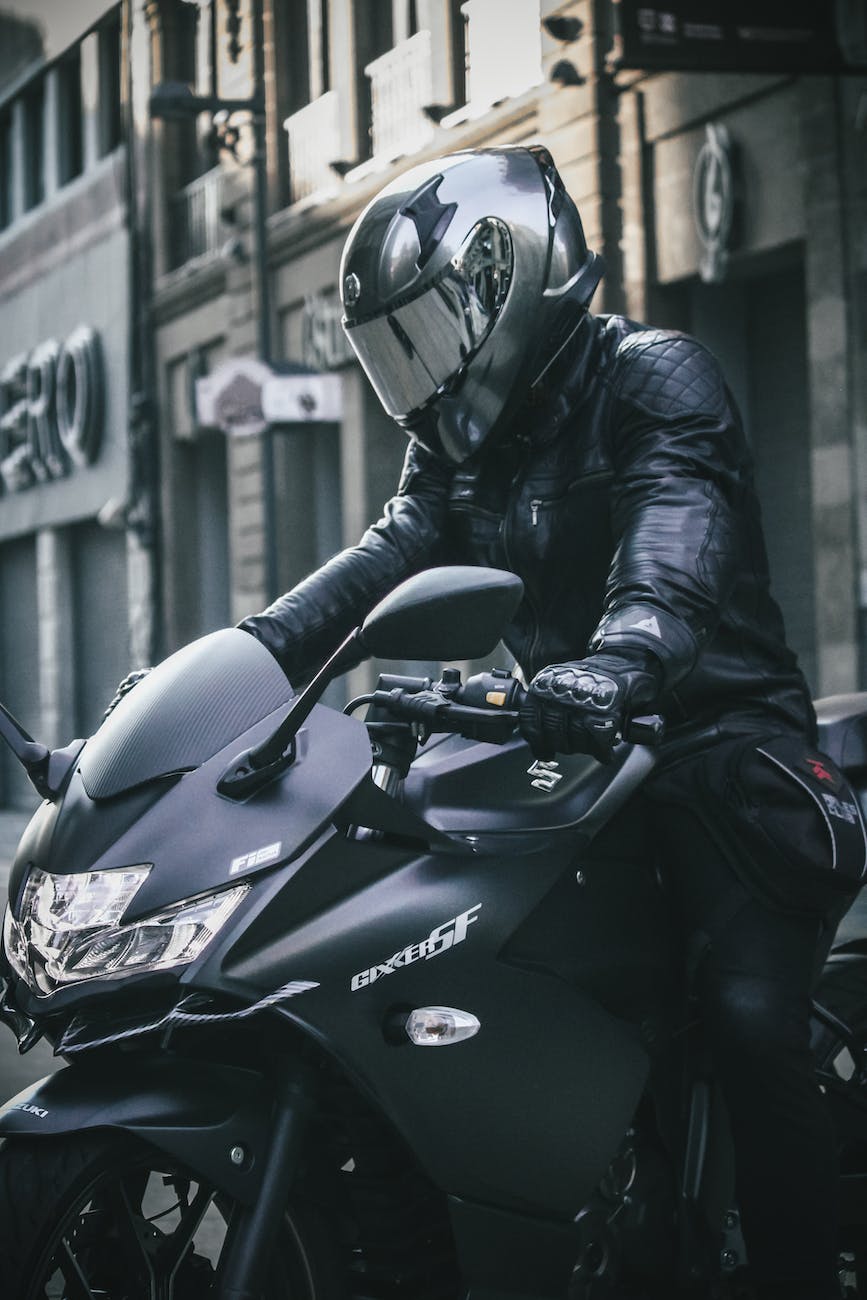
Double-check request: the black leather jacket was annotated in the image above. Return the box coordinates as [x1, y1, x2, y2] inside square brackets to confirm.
[241, 314, 815, 750]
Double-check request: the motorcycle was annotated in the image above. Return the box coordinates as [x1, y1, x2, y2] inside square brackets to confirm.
[0, 564, 866, 1300]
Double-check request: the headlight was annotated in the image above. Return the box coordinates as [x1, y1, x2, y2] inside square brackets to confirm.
[3, 866, 249, 996]
[23, 865, 151, 931]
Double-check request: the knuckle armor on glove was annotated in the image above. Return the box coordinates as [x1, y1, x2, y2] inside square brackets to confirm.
[519, 653, 660, 763]
[521, 662, 623, 763]
[533, 664, 619, 709]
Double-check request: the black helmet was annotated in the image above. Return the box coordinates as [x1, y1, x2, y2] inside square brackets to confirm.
[339, 145, 604, 464]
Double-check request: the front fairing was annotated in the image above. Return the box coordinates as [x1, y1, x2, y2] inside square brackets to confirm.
[3, 718, 669, 1222]
[402, 729, 657, 847]
[5, 700, 372, 1015]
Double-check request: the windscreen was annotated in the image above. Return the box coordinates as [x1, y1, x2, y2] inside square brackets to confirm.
[79, 629, 294, 800]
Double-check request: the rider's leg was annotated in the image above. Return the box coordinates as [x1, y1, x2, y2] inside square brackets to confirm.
[651, 799, 840, 1300]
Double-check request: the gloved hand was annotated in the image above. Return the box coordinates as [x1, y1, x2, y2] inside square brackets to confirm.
[103, 668, 152, 719]
[519, 652, 661, 763]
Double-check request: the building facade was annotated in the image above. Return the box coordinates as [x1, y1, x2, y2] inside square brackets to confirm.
[147, 0, 622, 706]
[617, 61, 867, 701]
[146, 0, 867, 712]
[0, 1, 135, 811]
[2, 1, 862, 812]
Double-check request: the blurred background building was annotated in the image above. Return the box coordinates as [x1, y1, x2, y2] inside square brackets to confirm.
[0, 0, 865, 813]
[0, 1, 129, 810]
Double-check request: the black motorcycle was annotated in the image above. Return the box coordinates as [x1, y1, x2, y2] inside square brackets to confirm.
[1, 565, 866, 1300]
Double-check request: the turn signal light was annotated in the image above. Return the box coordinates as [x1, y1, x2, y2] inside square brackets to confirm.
[404, 1006, 481, 1046]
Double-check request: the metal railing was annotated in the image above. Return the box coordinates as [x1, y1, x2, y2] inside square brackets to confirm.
[169, 166, 224, 267]
[284, 90, 341, 203]
[365, 30, 435, 163]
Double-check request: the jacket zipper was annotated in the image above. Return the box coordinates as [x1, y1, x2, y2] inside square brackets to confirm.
[528, 470, 613, 528]
[503, 462, 544, 674]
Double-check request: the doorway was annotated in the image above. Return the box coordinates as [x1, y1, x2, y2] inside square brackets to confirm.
[653, 256, 816, 692]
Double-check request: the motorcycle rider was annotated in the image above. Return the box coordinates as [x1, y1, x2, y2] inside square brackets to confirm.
[239, 146, 864, 1298]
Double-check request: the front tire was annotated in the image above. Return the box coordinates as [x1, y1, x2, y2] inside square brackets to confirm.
[0, 1132, 346, 1299]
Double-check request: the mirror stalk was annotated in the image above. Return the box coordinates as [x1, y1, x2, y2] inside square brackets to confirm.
[0, 702, 53, 800]
[217, 629, 364, 799]
[216, 567, 523, 801]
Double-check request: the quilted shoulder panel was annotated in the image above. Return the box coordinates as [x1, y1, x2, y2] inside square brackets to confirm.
[614, 330, 729, 420]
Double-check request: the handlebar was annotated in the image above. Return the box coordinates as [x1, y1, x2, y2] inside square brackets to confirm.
[370, 685, 519, 744]
[365, 670, 665, 749]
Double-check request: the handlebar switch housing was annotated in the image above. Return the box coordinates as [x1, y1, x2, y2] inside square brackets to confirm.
[458, 671, 523, 712]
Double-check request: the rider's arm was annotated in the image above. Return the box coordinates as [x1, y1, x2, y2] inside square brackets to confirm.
[587, 332, 746, 690]
[238, 437, 454, 683]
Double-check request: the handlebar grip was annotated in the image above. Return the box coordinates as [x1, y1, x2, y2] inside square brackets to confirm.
[370, 683, 665, 749]
[371, 689, 442, 722]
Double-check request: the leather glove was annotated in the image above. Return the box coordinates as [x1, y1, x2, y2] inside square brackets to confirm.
[103, 668, 151, 719]
[519, 652, 661, 763]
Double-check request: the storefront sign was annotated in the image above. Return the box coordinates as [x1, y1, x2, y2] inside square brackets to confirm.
[0, 325, 104, 496]
[195, 358, 273, 438]
[617, 1, 867, 75]
[693, 123, 737, 284]
[262, 373, 342, 424]
[196, 358, 342, 435]
[301, 292, 354, 372]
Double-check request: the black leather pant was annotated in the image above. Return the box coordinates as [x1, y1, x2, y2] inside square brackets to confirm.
[646, 768, 843, 1299]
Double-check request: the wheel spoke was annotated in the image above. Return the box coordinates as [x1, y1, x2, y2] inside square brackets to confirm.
[111, 1177, 158, 1291]
[56, 1237, 99, 1300]
[163, 1182, 218, 1279]
[0, 1142, 280, 1300]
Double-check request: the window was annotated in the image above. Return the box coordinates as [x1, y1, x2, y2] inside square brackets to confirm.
[162, 0, 203, 268]
[450, 0, 468, 107]
[280, 0, 343, 202]
[354, 1, 393, 160]
[0, 110, 12, 230]
[312, 0, 330, 97]
[22, 78, 45, 210]
[98, 8, 122, 156]
[282, 0, 330, 115]
[460, 0, 542, 113]
[58, 49, 84, 184]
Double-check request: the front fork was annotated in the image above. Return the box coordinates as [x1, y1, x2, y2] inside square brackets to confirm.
[217, 1059, 318, 1300]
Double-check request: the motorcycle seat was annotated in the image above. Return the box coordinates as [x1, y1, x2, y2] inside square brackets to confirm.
[815, 693, 867, 773]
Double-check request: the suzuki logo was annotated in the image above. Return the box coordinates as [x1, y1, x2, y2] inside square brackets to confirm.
[528, 760, 563, 792]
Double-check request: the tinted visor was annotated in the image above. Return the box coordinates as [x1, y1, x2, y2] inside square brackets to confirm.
[344, 218, 513, 418]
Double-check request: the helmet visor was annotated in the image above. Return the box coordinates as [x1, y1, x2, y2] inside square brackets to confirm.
[343, 218, 513, 418]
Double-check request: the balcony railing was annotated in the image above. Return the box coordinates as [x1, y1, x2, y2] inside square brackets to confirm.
[462, 0, 542, 113]
[365, 30, 435, 164]
[284, 90, 342, 203]
[169, 166, 224, 268]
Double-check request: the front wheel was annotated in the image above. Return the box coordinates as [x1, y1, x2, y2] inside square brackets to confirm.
[0, 1132, 346, 1299]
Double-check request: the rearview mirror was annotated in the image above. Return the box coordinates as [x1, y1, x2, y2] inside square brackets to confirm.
[359, 566, 524, 662]
[218, 566, 524, 798]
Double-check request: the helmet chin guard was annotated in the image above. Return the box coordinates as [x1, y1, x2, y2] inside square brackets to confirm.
[340, 146, 604, 464]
